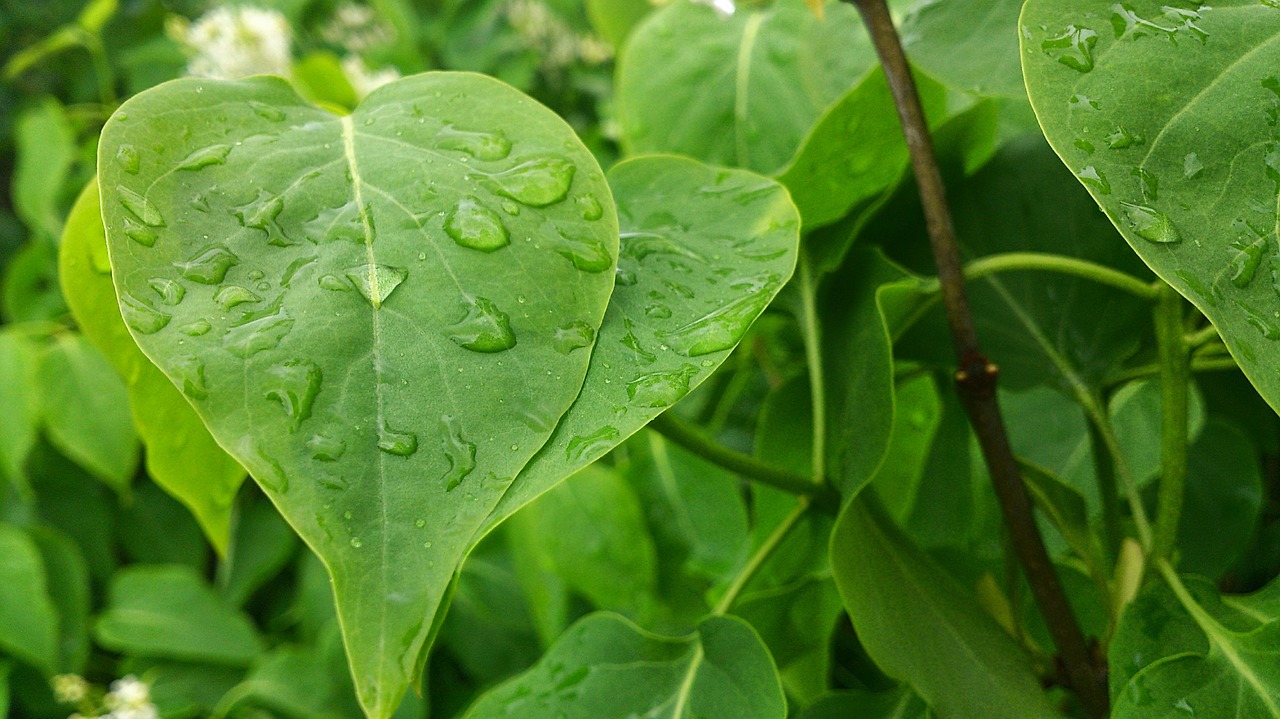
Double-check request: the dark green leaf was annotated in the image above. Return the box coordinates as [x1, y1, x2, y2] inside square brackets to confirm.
[0, 524, 59, 675]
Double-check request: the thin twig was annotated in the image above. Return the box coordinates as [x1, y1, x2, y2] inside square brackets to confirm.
[843, 1, 1109, 715]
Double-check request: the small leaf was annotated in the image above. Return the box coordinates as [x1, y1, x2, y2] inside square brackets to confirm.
[0, 525, 59, 676]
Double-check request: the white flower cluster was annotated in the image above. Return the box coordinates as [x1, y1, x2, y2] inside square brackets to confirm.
[342, 54, 400, 98]
[321, 2, 395, 53]
[55, 674, 158, 719]
[507, 0, 613, 74]
[174, 5, 293, 80]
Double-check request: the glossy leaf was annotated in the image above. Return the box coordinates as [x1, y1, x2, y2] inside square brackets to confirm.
[98, 73, 617, 718]
[463, 612, 786, 719]
[474, 156, 798, 536]
[93, 565, 264, 665]
[1021, 0, 1280, 411]
[830, 498, 1058, 719]
[59, 178, 246, 552]
[36, 333, 138, 492]
[616, 0, 874, 173]
[0, 525, 59, 676]
[1110, 571, 1280, 717]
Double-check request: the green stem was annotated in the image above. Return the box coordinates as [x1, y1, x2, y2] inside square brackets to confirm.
[1183, 323, 1220, 348]
[1152, 286, 1189, 564]
[1106, 356, 1239, 386]
[714, 498, 811, 614]
[1080, 394, 1154, 550]
[80, 31, 116, 106]
[648, 413, 838, 506]
[920, 252, 1159, 301]
[796, 251, 828, 484]
[1086, 419, 1122, 560]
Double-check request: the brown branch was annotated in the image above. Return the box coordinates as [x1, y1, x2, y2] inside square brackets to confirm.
[842, 1, 1110, 715]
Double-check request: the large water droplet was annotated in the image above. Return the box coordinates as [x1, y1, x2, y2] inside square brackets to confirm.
[1076, 166, 1111, 194]
[346, 264, 406, 308]
[615, 268, 637, 287]
[437, 125, 511, 161]
[487, 157, 575, 207]
[1132, 167, 1158, 201]
[235, 190, 296, 247]
[447, 296, 516, 352]
[120, 294, 171, 334]
[117, 145, 140, 174]
[1120, 202, 1180, 244]
[308, 432, 346, 462]
[251, 445, 289, 492]
[265, 359, 322, 432]
[1229, 238, 1268, 289]
[661, 274, 779, 355]
[565, 426, 621, 463]
[1041, 25, 1098, 73]
[117, 185, 165, 227]
[620, 232, 703, 262]
[172, 354, 208, 399]
[553, 320, 596, 353]
[576, 194, 603, 221]
[281, 255, 317, 287]
[378, 423, 418, 456]
[445, 198, 509, 252]
[1106, 125, 1144, 150]
[179, 319, 212, 336]
[214, 285, 263, 309]
[225, 302, 294, 358]
[124, 217, 159, 247]
[177, 144, 232, 171]
[620, 318, 656, 364]
[175, 244, 239, 284]
[305, 202, 366, 244]
[148, 278, 185, 306]
[626, 364, 698, 408]
[1183, 153, 1204, 179]
[319, 274, 354, 291]
[551, 231, 613, 273]
[440, 414, 476, 491]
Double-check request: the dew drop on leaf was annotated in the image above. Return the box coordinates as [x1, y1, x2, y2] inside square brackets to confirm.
[172, 354, 208, 399]
[377, 423, 418, 456]
[177, 144, 232, 171]
[265, 359, 322, 431]
[436, 125, 511, 161]
[120, 294, 172, 334]
[214, 285, 263, 309]
[308, 432, 346, 462]
[117, 185, 166, 227]
[626, 364, 699, 407]
[178, 319, 212, 336]
[550, 230, 613, 273]
[1041, 25, 1098, 73]
[565, 425, 621, 462]
[248, 101, 287, 122]
[235, 191, 295, 247]
[1076, 166, 1111, 194]
[318, 274, 354, 292]
[224, 302, 295, 358]
[350, 537, 363, 548]
[148, 278, 185, 306]
[1229, 238, 1268, 289]
[488, 157, 575, 207]
[447, 296, 517, 352]
[660, 274, 779, 355]
[346, 264, 407, 308]
[444, 198, 510, 252]
[1233, 299, 1280, 340]
[553, 320, 596, 353]
[1183, 152, 1204, 179]
[576, 193, 603, 220]
[117, 145, 140, 174]
[174, 244, 239, 284]
[1120, 202, 1181, 244]
[123, 217, 159, 247]
[440, 414, 476, 491]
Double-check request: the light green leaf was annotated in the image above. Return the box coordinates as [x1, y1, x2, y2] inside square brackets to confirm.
[463, 612, 786, 719]
[798, 687, 932, 719]
[36, 333, 138, 492]
[1021, 0, 1280, 410]
[1110, 377, 1205, 487]
[60, 177, 246, 553]
[1111, 570, 1280, 717]
[99, 73, 617, 719]
[26, 527, 90, 673]
[94, 565, 264, 665]
[0, 525, 59, 676]
[473, 156, 798, 536]
[0, 328, 42, 492]
[12, 96, 74, 242]
[830, 497, 1059, 719]
[587, 0, 653, 47]
[900, 0, 1026, 98]
[616, 0, 874, 173]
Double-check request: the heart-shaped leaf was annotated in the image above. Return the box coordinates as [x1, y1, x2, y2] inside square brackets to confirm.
[1021, 0, 1280, 410]
[98, 73, 618, 718]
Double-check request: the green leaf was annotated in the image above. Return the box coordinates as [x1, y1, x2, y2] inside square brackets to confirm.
[472, 156, 798, 535]
[438, 546, 543, 685]
[219, 492, 299, 607]
[1110, 570, 1280, 717]
[118, 480, 210, 570]
[1018, 460, 1108, 584]
[0, 661, 9, 719]
[215, 647, 343, 719]
[871, 373, 943, 521]
[3, 241, 68, 324]
[0, 328, 42, 492]
[733, 575, 845, 705]
[463, 612, 786, 719]
[36, 333, 139, 492]
[98, 73, 617, 718]
[60, 178, 246, 553]
[900, 0, 1026, 98]
[94, 565, 264, 665]
[1021, 0, 1280, 411]
[616, 0, 874, 173]
[587, 0, 653, 47]
[797, 687, 932, 719]
[830, 497, 1058, 719]
[120, 658, 245, 719]
[12, 96, 75, 242]
[1178, 419, 1264, 579]
[1110, 377, 1205, 487]
[505, 463, 658, 619]
[0, 524, 59, 676]
[25, 527, 90, 673]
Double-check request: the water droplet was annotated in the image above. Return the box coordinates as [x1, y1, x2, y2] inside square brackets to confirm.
[346, 264, 407, 308]
[117, 145, 140, 174]
[305, 202, 366, 244]
[565, 426, 621, 463]
[1265, 143, 1280, 184]
[1105, 125, 1145, 149]
[500, 200, 521, 216]
[487, 157, 575, 207]
[120, 294, 171, 334]
[1076, 166, 1111, 194]
[248, 101, 286, 122]
[179, 319, 212, 336]
[1068, 94, 1101, 111]
[1183, 152, 1204, 179]
[440, 414, 476, 491]
[1234, 299, 1280, 339]
[350, 537, 363, 548]
[1229, 238, 1268, 289]
[225, 302, 294, 358]
[378, 423, 418, 456]
[436, 125, 511, 161]
[620, 318, 656, 363]
[615, 268, 637, 286]
[177, 144, 232, 171]
[265, 359, 322, 431]
[251, 445, 288, 492]
[172, 354, 208, 399]
[281, 255, 317, 287]
[1074, 138, 1096, 153]
[1120, 202, 1180, 243]
[319, 274, 353, 291]
[447, 296, 516, 352]
[214, 285, 262, 309]
[576, 194, 603, 220]
[660, 274, 779, 355]
[444, 198, 509, 252]
[627, 364, 699, 408]
[551, 230, 613, 272]
[1041, 25, 1098, 73]
[644, 303, 672, 319]
[553, 320, 596, 353]
[117, 185, 165, 226]
[234, 190, 296, 246]
[148, 278, 186, 306]
[1132, 167, 1158, 200]
[414, 518, 426, 528]
[308, 431, 346, 462]
[175, 244, 239, 284]
[343, 511, 353, 520]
